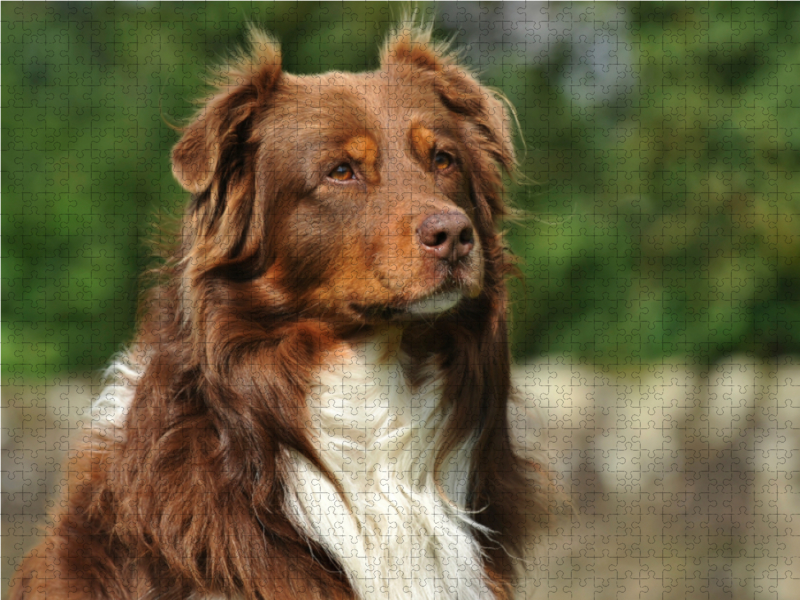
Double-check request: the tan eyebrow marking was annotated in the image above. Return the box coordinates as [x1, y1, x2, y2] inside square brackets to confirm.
[344, 135, 380, 183]
[409, 121, 436, 166]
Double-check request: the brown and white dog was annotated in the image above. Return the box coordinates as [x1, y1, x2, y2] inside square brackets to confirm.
[11, 23, 550, 600]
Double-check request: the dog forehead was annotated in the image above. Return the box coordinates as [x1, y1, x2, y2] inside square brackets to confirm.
[316, 69, 438, 104]
[277, 70, 442, 135]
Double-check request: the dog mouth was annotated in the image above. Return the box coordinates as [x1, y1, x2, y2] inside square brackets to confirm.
[350, 290, 465, 321]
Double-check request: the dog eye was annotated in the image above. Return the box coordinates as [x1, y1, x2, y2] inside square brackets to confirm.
[329, 164, 355, 181]
[433, 151, 453, 171]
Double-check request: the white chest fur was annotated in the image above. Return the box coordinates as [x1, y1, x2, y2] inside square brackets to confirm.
[282, 329, 493, 600]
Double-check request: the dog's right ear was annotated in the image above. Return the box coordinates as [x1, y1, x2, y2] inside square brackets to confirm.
[172, 29, 281, 194]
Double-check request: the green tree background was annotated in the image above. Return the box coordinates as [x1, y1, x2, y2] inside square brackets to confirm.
[4, 2, 799, 379]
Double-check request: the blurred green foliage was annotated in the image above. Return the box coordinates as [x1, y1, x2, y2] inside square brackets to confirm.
[507, 3, 800, 366]
[3, 2, 799, 379]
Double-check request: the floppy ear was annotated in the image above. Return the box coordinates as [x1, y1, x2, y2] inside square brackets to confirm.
[381, 24, 516, 220]
[172, 29, 282, 194]
[171, 29, 284, 350]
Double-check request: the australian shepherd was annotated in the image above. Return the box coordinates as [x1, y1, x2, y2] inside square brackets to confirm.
[11, 23, 551, 600]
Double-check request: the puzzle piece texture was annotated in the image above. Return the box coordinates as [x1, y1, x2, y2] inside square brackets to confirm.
[4, 3, 800, 599]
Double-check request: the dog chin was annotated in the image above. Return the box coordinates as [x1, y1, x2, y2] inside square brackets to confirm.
[405, 291, 463, 316]
[348, 291, 464, 322]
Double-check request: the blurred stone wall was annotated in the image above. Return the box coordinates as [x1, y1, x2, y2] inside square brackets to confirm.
[3, 378, 100, 593]
[512, 356, 800, 599]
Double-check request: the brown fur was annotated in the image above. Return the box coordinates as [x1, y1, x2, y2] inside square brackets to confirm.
[10, 23, 549, 600]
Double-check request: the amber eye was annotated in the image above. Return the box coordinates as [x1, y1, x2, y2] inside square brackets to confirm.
[329, 163, 355, 181]
[433, 151, 453, 171]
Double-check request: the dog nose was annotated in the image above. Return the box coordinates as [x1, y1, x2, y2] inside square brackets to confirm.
[417, 212, 474, 262]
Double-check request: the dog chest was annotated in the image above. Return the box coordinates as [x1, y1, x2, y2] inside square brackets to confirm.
[283, 330, 494, 600]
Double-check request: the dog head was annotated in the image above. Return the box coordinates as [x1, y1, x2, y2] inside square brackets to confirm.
[171, 24, 516, 327]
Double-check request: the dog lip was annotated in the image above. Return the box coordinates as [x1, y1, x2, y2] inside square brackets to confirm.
[404, 291, 463, 316]
[349, 289, 464, 321]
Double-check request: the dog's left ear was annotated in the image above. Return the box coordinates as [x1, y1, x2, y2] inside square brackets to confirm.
[172, 29, 282, 195]
[381, 24, 515, 218]
[171, 29, 284, 343]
